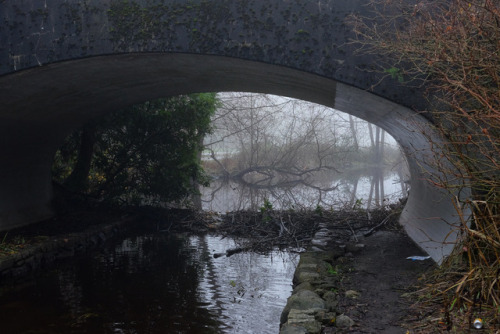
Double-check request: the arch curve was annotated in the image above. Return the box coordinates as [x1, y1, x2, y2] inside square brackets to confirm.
[0, 53, 460, 261]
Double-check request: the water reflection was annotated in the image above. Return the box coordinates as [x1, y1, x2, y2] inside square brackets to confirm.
[0, 232, 297, 334]
[202, 167, 409, 212]
[195, 235, 298, 333]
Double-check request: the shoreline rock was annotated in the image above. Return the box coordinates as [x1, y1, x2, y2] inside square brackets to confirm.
[280, 222, 358, 333]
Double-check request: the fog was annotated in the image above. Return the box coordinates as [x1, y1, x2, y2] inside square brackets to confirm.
[201, 93, 409, 211]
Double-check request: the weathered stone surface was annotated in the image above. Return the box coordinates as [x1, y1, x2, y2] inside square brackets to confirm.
[295, 271, 321, 284]
[304, 251, 335, 263]
[297, 263, 319, 271]
[311, 239, 328, 247]
[0, 218, 134, 281]
[287, 309, 322, 334]
[315, 310, 337, 326]
[345, 243, 366, 254]
[335, 314, 354, 329]
[280, 290, 325, 324]
[293, 258, 322, 284]
[345, 290, 361, 299]
[0, 0, 467, 263]
[323, 291, 339, 311]
[293, 282, 314, 294]
[314, 278, 340, 291]
[280, 323, 309, 334]
[314, 229, 331, 238]
[281, 217, 369, 333]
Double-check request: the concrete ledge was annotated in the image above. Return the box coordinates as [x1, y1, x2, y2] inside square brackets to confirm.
[0, 216, 138, 281]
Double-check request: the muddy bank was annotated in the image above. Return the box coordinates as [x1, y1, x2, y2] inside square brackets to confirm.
[0, 214, 142, 281]
[0, 205, 212, 281]
[280, 222, 435, 333]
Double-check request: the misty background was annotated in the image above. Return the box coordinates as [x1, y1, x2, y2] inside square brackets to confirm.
[200, 93, 409, 212]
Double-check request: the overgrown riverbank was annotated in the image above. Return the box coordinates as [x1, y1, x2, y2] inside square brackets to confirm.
[0, 202, 400, 280]
[1, 203, 495, 332]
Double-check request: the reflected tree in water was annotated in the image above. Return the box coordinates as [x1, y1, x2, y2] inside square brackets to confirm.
[202, 93, 409, 211]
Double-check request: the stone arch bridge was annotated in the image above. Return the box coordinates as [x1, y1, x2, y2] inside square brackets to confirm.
[0, 0, 466, 262]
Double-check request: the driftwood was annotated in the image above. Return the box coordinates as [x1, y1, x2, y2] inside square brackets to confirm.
[212, 206, 403, 255]
[363, 211, 400, 237]
[214, 246, 250, 258]
[148, 205, 404, 254]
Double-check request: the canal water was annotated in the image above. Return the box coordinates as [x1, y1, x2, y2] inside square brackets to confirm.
[0, 168, 407, 333]
[202, 168, 409, 212]
[0, 231, 298, 334]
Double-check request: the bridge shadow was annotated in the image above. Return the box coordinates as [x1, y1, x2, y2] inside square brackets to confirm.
[0, 53, 465, 261]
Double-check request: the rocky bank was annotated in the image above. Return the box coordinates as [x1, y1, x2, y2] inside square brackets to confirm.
[280, 221, 435, 333]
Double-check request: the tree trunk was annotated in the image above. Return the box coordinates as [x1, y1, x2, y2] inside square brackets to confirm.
[349, 115, 359, 151]
[375, 126, 381, 164]
[191, 135, 204, 210]
[379, 129, 385, 165]
[64, 123, 96, 192]
[368, 123, 375, 148]
[349, 176, 359, 207]
[374, 170, 380, 207]
[367, 176, 375, 210]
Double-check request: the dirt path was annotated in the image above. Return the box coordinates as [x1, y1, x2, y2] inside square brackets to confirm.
[333, 229, 435, 333]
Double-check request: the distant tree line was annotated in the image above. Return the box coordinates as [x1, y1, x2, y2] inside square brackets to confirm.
[53, 91, 404, 211]
[204, 93, 404, 181]
[200, 93, 407, 211]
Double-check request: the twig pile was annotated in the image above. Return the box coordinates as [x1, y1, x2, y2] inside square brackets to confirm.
[146, 205, 402, 255]
[215, 207, 401, 253]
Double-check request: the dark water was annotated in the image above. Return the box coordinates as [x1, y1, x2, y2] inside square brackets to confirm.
[0, 231, 298, 334]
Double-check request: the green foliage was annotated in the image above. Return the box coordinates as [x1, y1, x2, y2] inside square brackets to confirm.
[0, 233, 7, 251]
[259, 198, 273, 212]
[326, 263, 338, 276]
[314, 204, 323, 216]
[52, 132, 82, 182]
[384, 66, 404, 83]
[0, 232, 27, 255]
[353, 198, 363, 210]
[259, 198, 273, 223]
[53, 93, 218, 205]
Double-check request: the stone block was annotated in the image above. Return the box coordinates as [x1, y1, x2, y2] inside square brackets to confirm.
[287, 309, 322, 334]
[335, 314, 354, 329]
[345, 290, 360, 299]
[323, 291, 339, 311]
[281, 290, 325, 324]
[280, 323, 308, 334]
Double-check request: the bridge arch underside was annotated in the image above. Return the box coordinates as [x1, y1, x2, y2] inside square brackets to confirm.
[0, 53, 462, 261]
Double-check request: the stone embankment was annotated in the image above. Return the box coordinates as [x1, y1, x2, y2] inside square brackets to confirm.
[0, 215, 138, 281]
[280, 223, 365, 334]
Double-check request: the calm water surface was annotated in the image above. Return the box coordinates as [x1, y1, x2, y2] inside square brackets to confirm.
[0, 231, 298, 334]
[202, 169, 409, 212]
[0, 168, 407, 333]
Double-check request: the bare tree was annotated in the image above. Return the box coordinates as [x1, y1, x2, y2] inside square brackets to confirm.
[349, 115, 359, 151]
[204, 93, 357, 188]
[203, 93, 407, 210]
